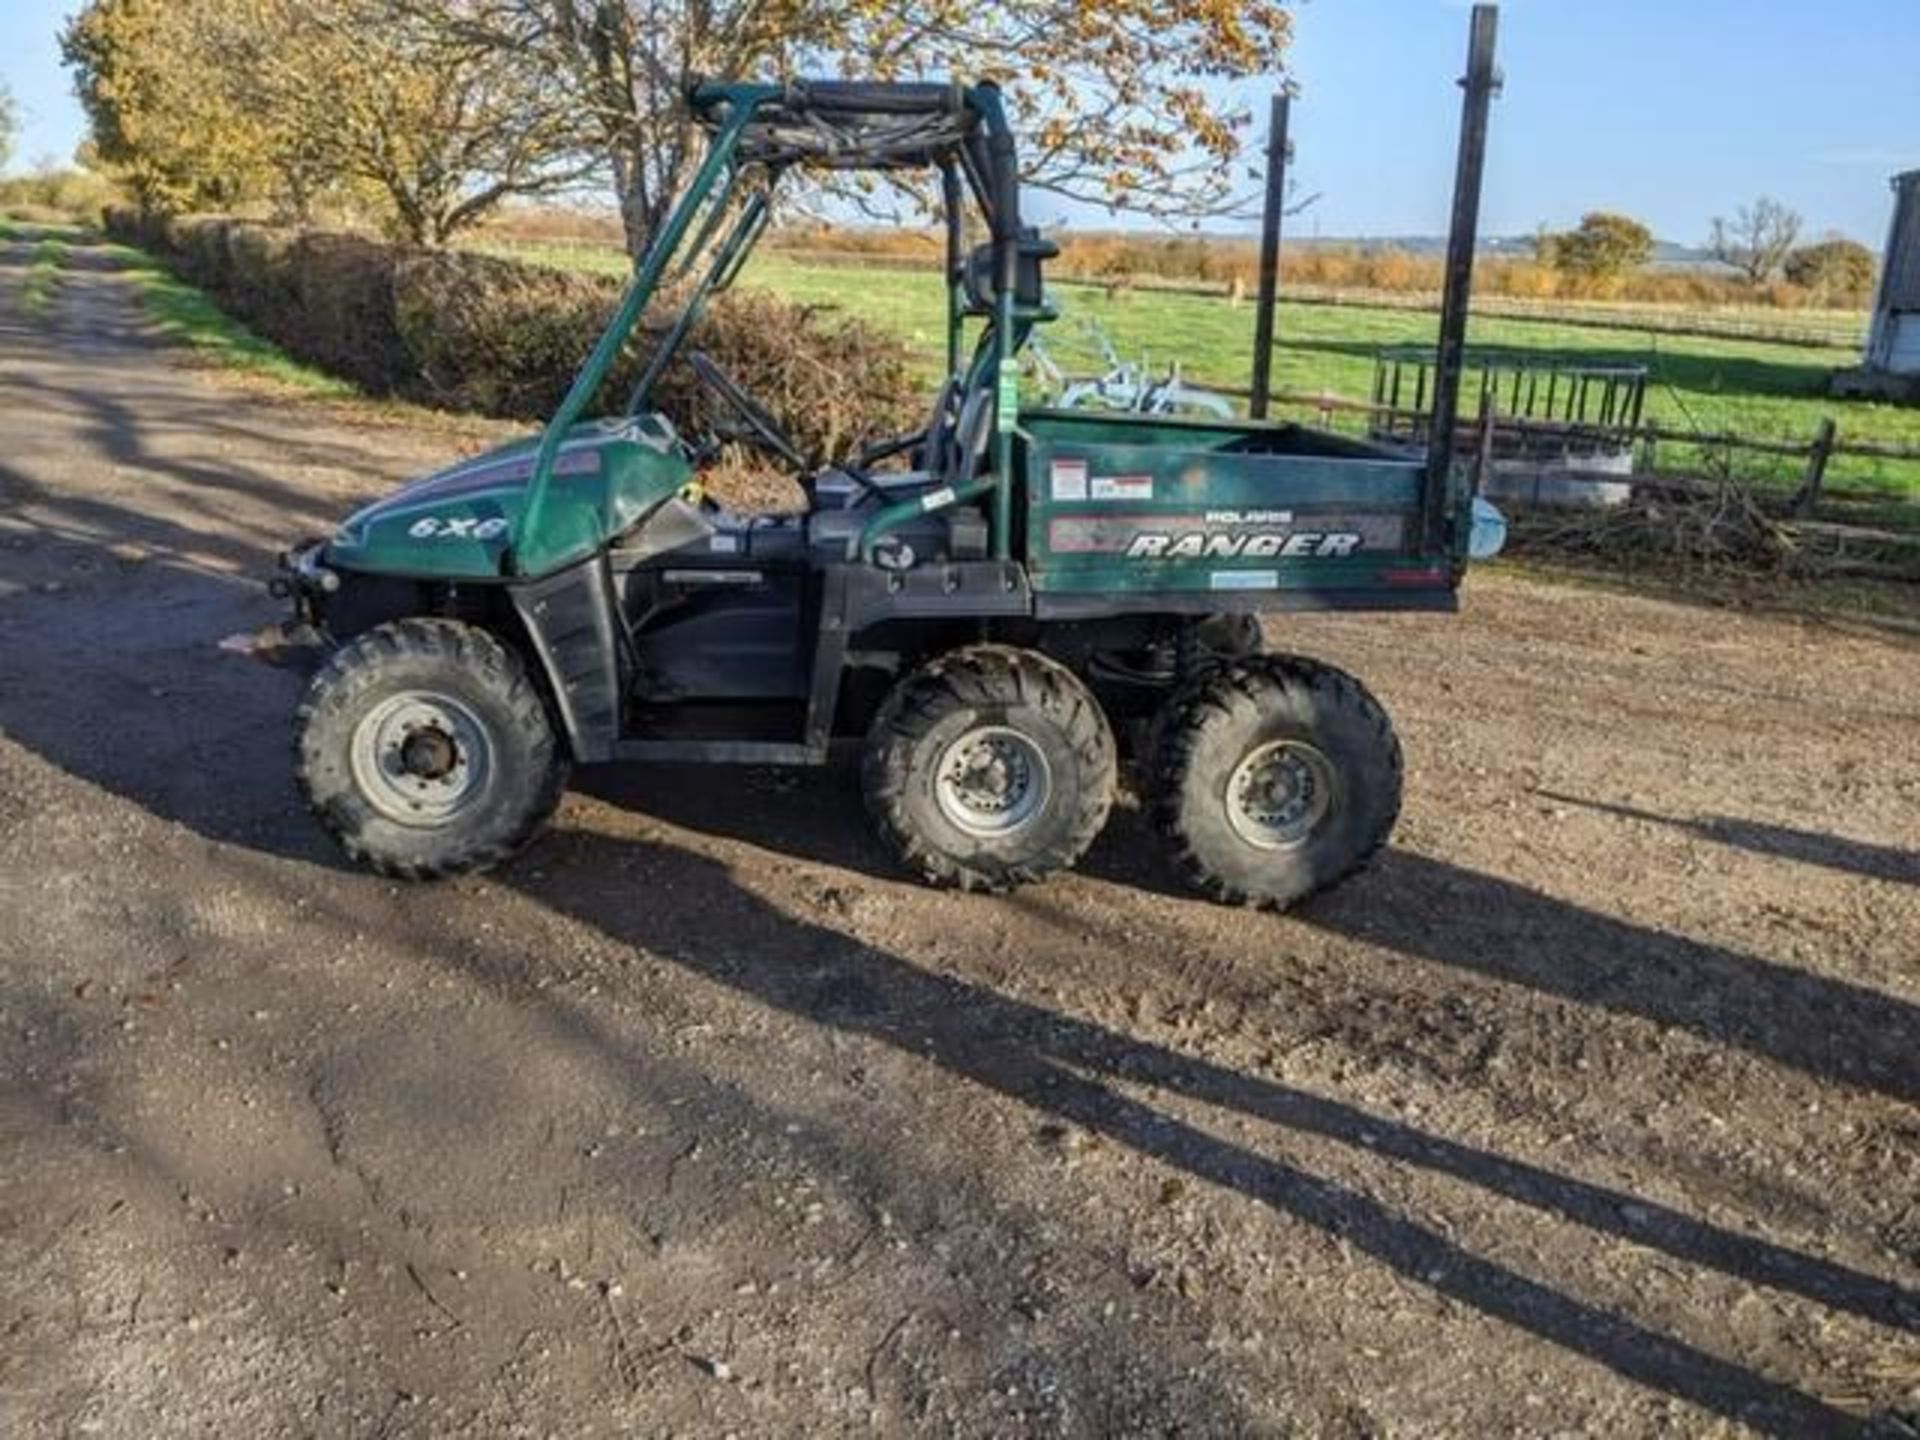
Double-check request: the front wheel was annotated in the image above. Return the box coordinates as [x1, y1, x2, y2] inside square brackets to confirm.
[1152, 657, 1401, 910]
[863, 645, 1117, 892]
[296, 619, 569, 878]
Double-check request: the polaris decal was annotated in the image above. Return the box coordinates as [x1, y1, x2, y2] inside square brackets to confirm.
[390, 444, 603, 502]
[1047, 511, 1404, 560]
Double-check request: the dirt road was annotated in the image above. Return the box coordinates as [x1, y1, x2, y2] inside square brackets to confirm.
[2, 231, 1917, 1438]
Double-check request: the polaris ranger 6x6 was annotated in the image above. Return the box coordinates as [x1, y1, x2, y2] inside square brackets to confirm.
[275, 54, 1504, 909]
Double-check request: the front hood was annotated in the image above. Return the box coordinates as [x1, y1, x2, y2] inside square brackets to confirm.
[337, 425, 618, 539]
[327, 417, 689, 580]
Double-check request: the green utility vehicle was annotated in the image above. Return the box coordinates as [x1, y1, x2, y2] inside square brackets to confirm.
[277, 57, 1503, 908]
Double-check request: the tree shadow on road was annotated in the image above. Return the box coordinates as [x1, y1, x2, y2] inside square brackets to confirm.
[588, 760, 1920, 1110]
[493, 830, 1910, 1439]
[1540, 791, 1920, 887]
[6, 506, 1912, 1430]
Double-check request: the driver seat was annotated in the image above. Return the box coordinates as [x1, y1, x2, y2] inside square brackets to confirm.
[807, 388, 995, 560]
[811, 376, 960, 510]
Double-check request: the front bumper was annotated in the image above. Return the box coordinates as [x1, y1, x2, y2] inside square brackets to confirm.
[270, 539, 342, 612]
[221, 541, 336, 668]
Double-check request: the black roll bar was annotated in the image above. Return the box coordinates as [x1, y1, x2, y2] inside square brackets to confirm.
[1424, 4, 1503, 550]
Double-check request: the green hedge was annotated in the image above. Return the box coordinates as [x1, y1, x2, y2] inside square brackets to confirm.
[101, 208, 920, 464]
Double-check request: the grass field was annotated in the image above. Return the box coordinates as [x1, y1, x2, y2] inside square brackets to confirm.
[478, 238, 1920, 501]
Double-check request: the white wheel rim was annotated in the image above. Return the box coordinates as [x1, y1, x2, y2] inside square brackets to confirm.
[934, 725, 1051, 838]
[1225, 740, 1335, 850]
[348, 690, 494, 828]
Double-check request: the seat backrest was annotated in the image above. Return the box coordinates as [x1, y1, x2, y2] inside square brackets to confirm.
[916, 376, 958, 469]
[943, 387, 994, 484]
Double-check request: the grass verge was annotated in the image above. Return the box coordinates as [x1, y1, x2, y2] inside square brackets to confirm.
[16, 230, 72, 319]
[2, 216, 76, 317]
[97, 239, 353, 397]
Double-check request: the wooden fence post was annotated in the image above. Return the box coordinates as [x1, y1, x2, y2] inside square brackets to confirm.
[1791, 416, 1839, 517]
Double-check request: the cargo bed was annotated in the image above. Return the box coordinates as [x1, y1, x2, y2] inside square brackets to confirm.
[1020, 410, 1459, 612]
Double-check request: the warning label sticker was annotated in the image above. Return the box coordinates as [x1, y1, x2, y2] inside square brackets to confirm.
[995, 359, 1020, 434]
[1049, 459, 1089, 502]
[1089, 474, 1154, 502]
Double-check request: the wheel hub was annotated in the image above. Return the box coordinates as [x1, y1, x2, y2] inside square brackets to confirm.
[400, 727, 459, 780]
[1226, 740, 1335, 850]
[934, 726, 1051, 838]
[349, 691, 494, 828]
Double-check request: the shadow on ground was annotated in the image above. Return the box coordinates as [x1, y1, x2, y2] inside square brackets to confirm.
[1542, 791, 1920, 887]
[591, 762, 1920, 1109]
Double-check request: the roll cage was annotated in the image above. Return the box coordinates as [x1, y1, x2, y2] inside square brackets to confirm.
[519, 78, 1046, 568]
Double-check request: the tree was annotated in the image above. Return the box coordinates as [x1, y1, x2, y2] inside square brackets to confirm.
[1539, 211, 1654, 282]
[425, 0, 1295, 258]
[0, 82, 18, 175]
[62, 0, 278, 213]
[64, 0, 596, 241]
[1784, 236, 1877, 303]
[1709, 196, 1802, 285]
[192, 0, 598, 244]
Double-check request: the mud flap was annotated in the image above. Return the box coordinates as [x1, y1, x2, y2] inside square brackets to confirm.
[510, 555, 624, 763]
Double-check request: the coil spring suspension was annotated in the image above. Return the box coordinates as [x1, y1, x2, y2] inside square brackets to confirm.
[1174, 620, 1208, 685]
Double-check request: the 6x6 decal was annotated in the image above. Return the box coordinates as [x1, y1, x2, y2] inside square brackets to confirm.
[407, 516, 510, 541]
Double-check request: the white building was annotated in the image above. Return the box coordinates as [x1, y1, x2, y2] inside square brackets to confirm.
[1839, 171, 1920, 400]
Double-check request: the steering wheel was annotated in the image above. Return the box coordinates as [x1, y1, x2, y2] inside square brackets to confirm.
[687, 351, 807, 469]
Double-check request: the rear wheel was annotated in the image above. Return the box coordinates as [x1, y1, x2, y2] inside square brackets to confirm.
[1152, 656, 1401, 910]
[296, 619, 568, 878]
[863, 645, 1116, 892]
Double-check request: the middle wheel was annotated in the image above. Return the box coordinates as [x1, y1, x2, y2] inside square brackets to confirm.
[862, 645, 1117, 892]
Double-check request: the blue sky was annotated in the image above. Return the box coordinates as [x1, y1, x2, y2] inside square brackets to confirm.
[4, 0, 1916, 245]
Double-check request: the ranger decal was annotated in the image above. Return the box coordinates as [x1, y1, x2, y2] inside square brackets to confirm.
[1126, 531, 1362, 560]
[1047, 512, 1404, 560]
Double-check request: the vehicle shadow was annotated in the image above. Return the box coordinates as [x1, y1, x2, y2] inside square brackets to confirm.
[591, 761, 1920, 1109]
[496, 831, 1907, 1438]
[1540, 791, 1920, 887]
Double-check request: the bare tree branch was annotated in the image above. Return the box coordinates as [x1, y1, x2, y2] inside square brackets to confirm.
[1709, 197, 1802, 286]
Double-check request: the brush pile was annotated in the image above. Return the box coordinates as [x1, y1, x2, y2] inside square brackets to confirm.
[1509, 476, 1920, 583]
[1510, 480, 1796, 571]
